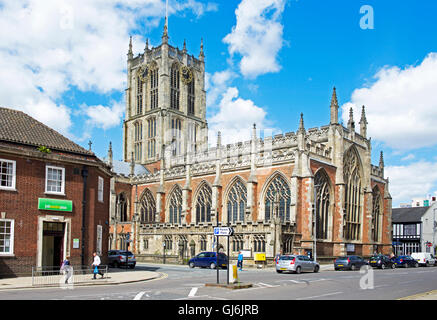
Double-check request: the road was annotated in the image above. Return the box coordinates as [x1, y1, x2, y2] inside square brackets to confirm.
[0, 263, 436, 300]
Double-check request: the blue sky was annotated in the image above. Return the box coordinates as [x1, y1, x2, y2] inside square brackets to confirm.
[1, 0, 437, 206]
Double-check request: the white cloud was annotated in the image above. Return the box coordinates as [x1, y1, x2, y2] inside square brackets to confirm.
[341, 52, 437, 150]
[401, 154, 415, 161]
[84, 101, 125, 130]
[223, 0, 286, 79]
[205, 70, 236, 108]
[0, 0, 213, 136]
[208, 87, 276, 145]
[386, 161, 437, 206]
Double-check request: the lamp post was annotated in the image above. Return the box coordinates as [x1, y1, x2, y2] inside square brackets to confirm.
[313, 184, 322, 262]
[163, 242, 166, 264]
[433, 208, 436, 256]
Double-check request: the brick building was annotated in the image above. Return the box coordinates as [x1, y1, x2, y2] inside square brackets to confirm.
[108, 24, 393, 266]
[0, 107, 112, 276]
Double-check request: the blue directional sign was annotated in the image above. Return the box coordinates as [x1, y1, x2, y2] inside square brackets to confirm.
[214, 227, 234, 236]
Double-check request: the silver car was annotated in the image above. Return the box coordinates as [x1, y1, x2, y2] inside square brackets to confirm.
[276, 255, 320, 274]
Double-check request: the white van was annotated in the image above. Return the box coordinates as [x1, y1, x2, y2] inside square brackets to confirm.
[411, 252, 436, 267]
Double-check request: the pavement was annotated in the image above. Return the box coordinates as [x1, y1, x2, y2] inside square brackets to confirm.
[0, 269, 164, 291]
[0, 263, 435, 300]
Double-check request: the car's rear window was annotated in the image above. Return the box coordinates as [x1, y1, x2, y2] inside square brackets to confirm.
[120, 251, 134, 256]
[370, 256, 381, 260]
[336, 257, 349, 261]
[279, 256, 295, 260]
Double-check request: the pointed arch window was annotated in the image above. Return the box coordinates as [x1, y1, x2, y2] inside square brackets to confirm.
[137, 76, 143, 115]
[264, 174, 291, 223]
[314, 170, 331, 240]
[372, 187, 382, 242]
[195, 183, 212, 223]
[147, 118, 156, 159]
[187, 77, 195, 115]
[116, 193, 128, 222]
[227, 179, 247, 223]
[170, 64, 180, 110]
[168, 186, 182, 225]
[134, 122, 142, 161]
[140, 189, 156, 224]
[171, 118, 182, 156]
[150, 67, 158, 109]
[343, 148, 362, 241]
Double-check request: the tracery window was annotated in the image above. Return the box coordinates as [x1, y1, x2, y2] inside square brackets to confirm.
[134, 122, 142, 161]
[140, 189, 156, 223]
[187, 77, 195, 115]
[150, 67, 158, 109]
[264, 174, 291, 222]
[253, 235, 266, 252]
[232, 235, 244, 252]
[168, 185, 182, 225]
[171, 118, 182, 156]
[200, 235, 207, 251]
[314, 170, 331, 240]
[227, 179, 247, 223]
[117, 193, 128, 222]
[195, 183, 212, 223]
[147, 118, 156, 159]
[170, 63, 180, 110]
[343, 148, 362, 241]
[137, 76, 143, 115]
[372, 187, 382, 242]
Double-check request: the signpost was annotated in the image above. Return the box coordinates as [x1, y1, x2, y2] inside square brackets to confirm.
[213, 226, 234, 284]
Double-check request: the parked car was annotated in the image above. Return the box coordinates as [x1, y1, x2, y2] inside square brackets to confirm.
[334, 255, 368, 271]
[108, 250, 136, 269]
[276, 255, 320, 274]
[368, 254, 396, 269]
[391, 255, 419, 268]
[411, 252, 436, 267]
[188, 252, 228, 269]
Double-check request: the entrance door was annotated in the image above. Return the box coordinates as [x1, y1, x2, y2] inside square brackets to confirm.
[42, 222, 65, 270]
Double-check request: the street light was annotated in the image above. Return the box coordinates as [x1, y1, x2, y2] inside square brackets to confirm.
[163, 242, 166, 264]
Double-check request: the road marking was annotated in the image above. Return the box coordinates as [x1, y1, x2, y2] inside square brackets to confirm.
[257, 282, 280, 288]
[188, 287, 198, 297]
[296, 291, 343, 300]
[133, 291, 146, 300]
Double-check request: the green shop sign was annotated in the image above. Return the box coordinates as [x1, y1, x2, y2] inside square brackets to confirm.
[38, 198, 73, 212]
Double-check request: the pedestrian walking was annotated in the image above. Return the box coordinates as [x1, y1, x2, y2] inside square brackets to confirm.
[61, 256, 72, 284]
[92, 252, 104, 279]
[237, 251, 244, 271]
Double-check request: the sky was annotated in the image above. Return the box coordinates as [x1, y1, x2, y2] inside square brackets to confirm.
[1, 0, 437, 207]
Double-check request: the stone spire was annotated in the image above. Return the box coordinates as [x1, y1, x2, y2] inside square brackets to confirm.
[162, 0, 169, 44]
[359, 105, 368, 137]
[127, 36, 133, 60]
[144, 38, 149, 52]
[183, 39, 187, 53]
[298, 113, 305, 134]
[379, 151, 384, 168]
[347, 107, 355, 131]
[107, 141, 113, 168]
[199, 38, 204, 61]
[330, 87, 339, 124]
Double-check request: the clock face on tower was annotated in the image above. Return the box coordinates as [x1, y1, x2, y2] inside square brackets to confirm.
[137, 65, 149, 82]
[180, 65, 193, 85]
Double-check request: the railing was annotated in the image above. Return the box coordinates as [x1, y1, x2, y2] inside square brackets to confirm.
[31, 265, 109, 287]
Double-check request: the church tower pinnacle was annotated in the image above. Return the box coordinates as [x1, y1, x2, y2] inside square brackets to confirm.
[330, 87, 339, 125]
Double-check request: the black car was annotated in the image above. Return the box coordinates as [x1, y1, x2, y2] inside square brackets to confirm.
[334, 255, 368, 271]
[392, 255, 419, 268]
[369, 255, 396, 269]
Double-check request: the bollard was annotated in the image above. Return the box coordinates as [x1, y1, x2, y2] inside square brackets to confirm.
[229, 264, 238, 284]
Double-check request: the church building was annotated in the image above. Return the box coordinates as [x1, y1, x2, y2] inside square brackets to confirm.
[107, 22, 392, 266]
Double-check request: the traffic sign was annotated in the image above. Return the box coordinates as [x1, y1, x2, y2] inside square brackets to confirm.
[214, 227, 234, 236]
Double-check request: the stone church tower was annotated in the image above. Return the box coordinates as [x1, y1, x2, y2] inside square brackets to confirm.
[123, 21, 208, 169]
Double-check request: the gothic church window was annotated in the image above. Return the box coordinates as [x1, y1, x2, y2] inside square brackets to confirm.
[253, 235, 266, 252]
[150, 68, 158, 109]
[170, 63, 180, 110]
[227, 178, 247, 224]
[147, 118, 156, 159]
[168, 185, 182, 225]
[117, 193, 128, 222]
[134, 122, 142, 161]
[187, 76, 195, 115]
[372, 186, 382, 242]
[140, 189, 156, 223]
[137, 76, 143, 115]
[343, 147, 362, 241]
[314, 169, 331, 240]
[171, 118, 182, 156]
[264, 174, 291, 223]
[195, 183, 212, 224]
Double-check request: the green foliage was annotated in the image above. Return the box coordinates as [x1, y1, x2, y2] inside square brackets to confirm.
[37, 146, 51, 154]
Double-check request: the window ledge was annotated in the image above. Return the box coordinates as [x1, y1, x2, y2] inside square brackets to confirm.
[0, 254, 15, 258]
[0, 188, 17, 192]
[44, 192, 66, 197]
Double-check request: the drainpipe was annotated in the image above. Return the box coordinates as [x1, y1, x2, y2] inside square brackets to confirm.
[81, 166, 89, 267]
